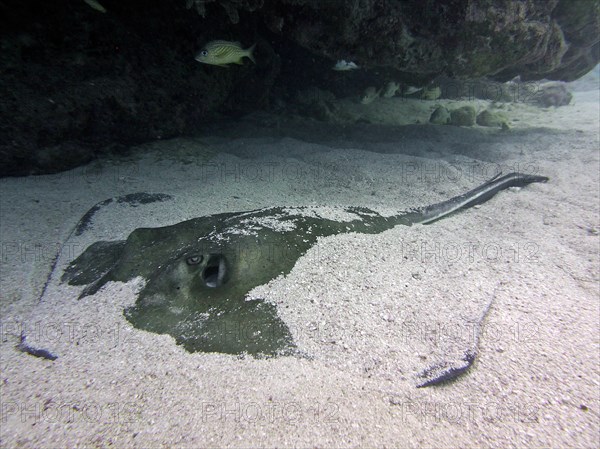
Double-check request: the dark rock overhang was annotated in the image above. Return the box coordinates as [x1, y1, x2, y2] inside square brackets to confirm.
[0, 0, 598, 176]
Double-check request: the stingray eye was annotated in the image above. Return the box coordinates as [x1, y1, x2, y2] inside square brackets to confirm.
[186, 255, 203, 265]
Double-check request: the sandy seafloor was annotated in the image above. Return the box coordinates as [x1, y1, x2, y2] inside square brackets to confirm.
[0, 90, 599, 448]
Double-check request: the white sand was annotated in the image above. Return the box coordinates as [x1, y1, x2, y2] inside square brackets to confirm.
[1, 91, 598, 447]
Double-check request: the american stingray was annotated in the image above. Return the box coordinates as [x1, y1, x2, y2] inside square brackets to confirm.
[22, 172, 548, 386]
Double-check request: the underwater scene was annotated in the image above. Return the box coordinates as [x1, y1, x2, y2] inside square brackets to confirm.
[0, 0, 599, 447]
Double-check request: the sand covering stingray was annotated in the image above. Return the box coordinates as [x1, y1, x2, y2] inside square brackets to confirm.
[20, 173, 548, 386]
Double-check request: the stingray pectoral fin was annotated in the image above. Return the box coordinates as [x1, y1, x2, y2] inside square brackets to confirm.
[61, 240, 126, 286]
[125, 298, 295, 356]
[416, 172, 548, 224]
[205, 299, 295, 356]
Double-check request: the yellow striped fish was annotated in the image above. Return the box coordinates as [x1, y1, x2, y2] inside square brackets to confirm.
[195, 40, 256, 67]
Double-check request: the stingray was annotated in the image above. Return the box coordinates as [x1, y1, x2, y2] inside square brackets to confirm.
[24, 173, 547, 386]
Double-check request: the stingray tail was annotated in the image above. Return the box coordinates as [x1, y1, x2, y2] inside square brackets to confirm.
[415, 172, 548, 225]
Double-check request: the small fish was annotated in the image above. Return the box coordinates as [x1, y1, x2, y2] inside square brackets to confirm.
[333, 60, 359, 71]
[403, 85, 423, 95]
[195, 40, 256, 67]
[83, 0, 106, 13]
